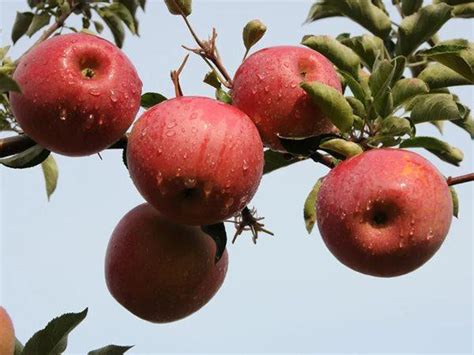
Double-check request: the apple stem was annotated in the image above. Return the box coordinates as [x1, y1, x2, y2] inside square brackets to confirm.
[447, 173, 474, 186]
[170, 54, 190, 97]
[14, 0, 77, 66]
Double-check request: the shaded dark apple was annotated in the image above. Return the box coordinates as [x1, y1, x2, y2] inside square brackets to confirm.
[232, 46, 341, 151]
[10, 33, 142, 156]
[127, 96, 264, 226]
[0, 307, 14, 355]
[316, 149, 453, 277]
[105, 203, 228, 323]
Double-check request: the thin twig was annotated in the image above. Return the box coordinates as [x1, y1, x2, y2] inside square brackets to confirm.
[447, 173, 474, 187]
[310, 152, 336, 169]
[170, 54, 190, 97]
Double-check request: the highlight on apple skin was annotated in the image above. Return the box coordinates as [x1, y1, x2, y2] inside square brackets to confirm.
[0, 306, 15, 355]
[10, 32, 142, 157]
[127, 96, 264, 226]
[316, 149, 453, 277]
[105, 203, 228, 323]
[232, 46, 342, 151]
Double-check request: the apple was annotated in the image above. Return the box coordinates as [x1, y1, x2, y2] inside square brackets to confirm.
[105, 203, 228, 323]
[10, 33, 142, 156]
[232, 46, 342, 151]
[316, 149, 453, 277]
[0, 307, 15, 355]
[127, 96, 264, 226]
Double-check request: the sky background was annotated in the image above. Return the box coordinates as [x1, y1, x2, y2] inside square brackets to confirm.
[1, 0, 473, 354]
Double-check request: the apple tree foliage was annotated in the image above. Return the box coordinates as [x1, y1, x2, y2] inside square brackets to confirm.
[0, 0, 473, 353]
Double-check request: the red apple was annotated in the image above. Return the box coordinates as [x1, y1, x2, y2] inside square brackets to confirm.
[0, 307, 15, 355]
[232, 46, 341, 151]
[10, 33, 142, 156]
[316, 149, 453, 277]
[105, 203, 228, 323]
[127, 96, 264, 226]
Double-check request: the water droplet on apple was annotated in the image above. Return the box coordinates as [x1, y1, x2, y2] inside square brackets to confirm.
[184, 178, 197, 189]
[59, 108, 67, 121]
[183, 152, 188, 159]
[203, 181, 213, 198]
[290, 82, 297, 88]
[110, 90, 118, 102]
[283, 62, 290, 68]
[191, 126, 197, 133]
[427, 229, 434, 240]
[224, 197, 234, 208]
[156, 172, 163, 184]
[242, 159, 249, 172]
[166, 130, 176, 137]
[257, 73, 265, 80]
[176, 168, 182, 177]
[264, 86, 269, 92]
[167, 121, 177, 129]
[89, 88, 101, 96]
[190, 113, 198, 120]
[157, 147, 163, 155]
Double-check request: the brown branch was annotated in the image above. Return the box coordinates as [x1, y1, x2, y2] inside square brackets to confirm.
[310, 152, 336, 169]
[447, 173, 474, 187]
[170, 54, 190, 97]
[14, 1, 77, 65]
[0, 134, 128, 157]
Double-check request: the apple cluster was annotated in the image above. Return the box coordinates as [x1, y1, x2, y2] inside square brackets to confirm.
[9, 31, 454, 324]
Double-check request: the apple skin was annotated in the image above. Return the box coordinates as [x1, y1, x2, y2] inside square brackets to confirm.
[127, 96, 264, 226]
[232, 46, 342, 151]
[105, 203, 228, 323]
[0, 307, 15, 355]
[316, 149, 453, 277]
[10, 33, 142, 156]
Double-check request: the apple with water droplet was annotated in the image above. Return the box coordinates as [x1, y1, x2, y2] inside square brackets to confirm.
[10, 33, 142, 156]
[105, 203, 228, 323]
[232, 46, 341, 151]
[127, 96, 264, 226]
[316, 149, 453, 277]
[0, 307, 15, 355]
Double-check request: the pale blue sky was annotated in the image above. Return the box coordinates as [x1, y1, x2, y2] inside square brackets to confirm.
[1, 1, 473, 354]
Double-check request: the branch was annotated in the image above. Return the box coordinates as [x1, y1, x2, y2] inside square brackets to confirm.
[14, 1, 77, 65]
[0, 134, 128, 158]
[310, 152, 336, 169]
[447, 173, 474, 187]
[170, 54, 190, 97]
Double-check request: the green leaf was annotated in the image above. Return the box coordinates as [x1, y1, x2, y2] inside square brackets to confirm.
[337, 69, 370, 103]
[396, 3, 453, 56]
[419, 42, 474, 81]
[340, 34, 386, 70]
[263, 150, 304, 174]
[379, 116, 414, 137]
[303, 178, 324, 234]
[11, 12, 34, 43]
[400, 136, 463, 165]
[319, 138, 363, 157]
[346, 96, 366, 118]
[215, 88, 232, 104]
[392, 78, 429, 107]
[14, 338, 24, 355]
[0, 46, 10, 61]
[201, 223, 227, 263]
[108, 2, 137, 34]
[452, 114, 474, 139]
[449, 186, 459, 218]
[138, 0, 146, 10]
[0, 145, 50, 169]
[41, 154, 58, 200]
[93, 21, 104, 33]
[302, 35, 361, 78]
[408, 93, 464, 123]
[97, 8, 125, 48]
[164, 0, 192, 16]
[22, 309, 88, 355]
[305, 2, 341, 23]
[434, 0, 472, 4]
[203, 71, 221, 89]
[301, 81, 354, 132]
[0, 73, 21, 93]
[88, 345, 134, 355]
[418, 63, 472, 89]
[26, 13, 51, 37]
[391, 56, 407, 86]
[307, 0, 392, 38]
[452, 3, 474, 17]
[140, 92, 167, 109]
[401, 0, 424, 16]
[243, 19, 266, 51]
[369, 59, 395, 117]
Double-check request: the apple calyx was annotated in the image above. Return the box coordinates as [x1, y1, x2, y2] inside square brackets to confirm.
[230, 206, 274, 244]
